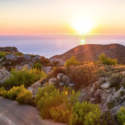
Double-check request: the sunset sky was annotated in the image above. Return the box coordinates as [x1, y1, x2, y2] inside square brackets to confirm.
[0, 0, 125, 35]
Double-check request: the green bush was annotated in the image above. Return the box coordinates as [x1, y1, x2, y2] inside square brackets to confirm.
[35, 84, 80, 121]
[0, 51, 8, 58]
[65, 56, 80, 67]
[49, 106, 71, 123]
[69, 101, 100, 125]
[3, 66, 46, 89]
[99, 53, 117, 65]
[0, 90, 8, 98]
[7, 86, 23, 100]
[108, 73, 124, 87]
[117, 106, 125, 125]
[0, 87, 5, 96]
[15, 52, 23, 56]
[16, 88, 32, 104]
[0, 85, 32, 105]
[120, 91, 125, 97]
[33, 63, 42, 70]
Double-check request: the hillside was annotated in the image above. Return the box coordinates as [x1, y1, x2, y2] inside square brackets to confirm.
[50, 44, 125, 64]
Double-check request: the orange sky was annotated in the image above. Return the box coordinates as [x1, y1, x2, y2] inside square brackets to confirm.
[0, 0, 125, 35]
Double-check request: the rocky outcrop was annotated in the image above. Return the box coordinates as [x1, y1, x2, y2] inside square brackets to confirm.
[49, 59, 65, 66]
[0, 67, 10, 83]
[0, 47, 19, 53]
[42, 66, 53, 74]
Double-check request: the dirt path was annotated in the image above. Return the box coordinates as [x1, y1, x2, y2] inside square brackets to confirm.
[0, 97, 67, 125]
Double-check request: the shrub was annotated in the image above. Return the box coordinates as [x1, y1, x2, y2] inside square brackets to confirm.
[120, 91, 125, 97]
[65, 64, 98, 90]
[99, 53, 117, 65]
[0, 87, 5, 96]
[7, 86, 23, 100]
[33, 63, 42, 70]
[108, 73, 125, 87]
[49, 105, 71, 123]
[35, 84, 80, 121]
[0, 90, 8, 98]
[0, 51, 8, 58]
[99, 111, 118, 125]
[15, 52, 23, 56]
[3, 66, 46, 89]
[40, 56, 49, 66]
[16, 88, 32, 104]
[65, 56, 80, 67]
[117, 106, 125, 125]
[69, 101, 100, 125]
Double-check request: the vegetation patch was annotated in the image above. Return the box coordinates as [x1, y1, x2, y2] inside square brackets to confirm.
[2, 66, 46, 89]
[33, 63, 42, 70]
[99, 53, 117, 65]
[65, 56, 80, 67]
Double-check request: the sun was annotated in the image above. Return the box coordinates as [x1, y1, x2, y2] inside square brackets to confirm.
[81, 39, 85, 45]
[72, 18, 94, 34]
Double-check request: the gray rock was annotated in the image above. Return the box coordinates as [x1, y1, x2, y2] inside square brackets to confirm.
[24, 54, 31, 60]
[0, 57, 4, 62]
[42, 66, 53, 74]
[57, 73, 64, 80]
[69, 83, 75, 87]
[101, 82, 111, 89]
[49, 59, 65, 66]
[27, 81, 41, 95]
[6, 55, 15, 61]
[59, 82, 65, 86]
[0, 67, 10, 83]
[49, 78, 58, 85]
[62, 75, 70, 82]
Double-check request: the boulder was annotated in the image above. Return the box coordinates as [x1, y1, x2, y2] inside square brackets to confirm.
[49, 78, 58, 85]
[57, 73, 64, 80]
[49, 59, 65, 66]
[32, 56, 41, 62]
[59, 82, 65, 86]
[42, 66, 53, 74]
[6, 55, 15, 61]
[24, 54, 31, 60]
[101, 82, 111, 89]
[92, 81, 101, 90]
[0, 67, 10, 83]
[15, 64, 31, 71]
[27, 81, 41, 95]
[62, 75, 70, 82]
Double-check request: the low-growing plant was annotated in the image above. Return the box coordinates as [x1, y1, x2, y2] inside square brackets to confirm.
[7, 86, 23, 100]
[40, 56, 49, 66]
[2, 66, 46, 89]
[0, 87, 5, 96]
[120, 91, 125, 97]
[69, 101, 100, 125]
[49, 104, 71, 123]
[16, 89, 32, 104]
[65, 56, 80, 67]
[99, 53, 117, 65]
[65, 64, 98, 90]
[35, 84, 80, 121]
[99, 111, 118, 125]
[108, 73, 125, 87]
[15, 52, 23, 56]
[117, 106, 125, 125]
[0, 90, 8, 98]
[0, 51, 8, 58]
[33, 63, 42, 70]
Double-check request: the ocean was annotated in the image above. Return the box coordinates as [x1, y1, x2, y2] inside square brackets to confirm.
[0, 35, 125, 58]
